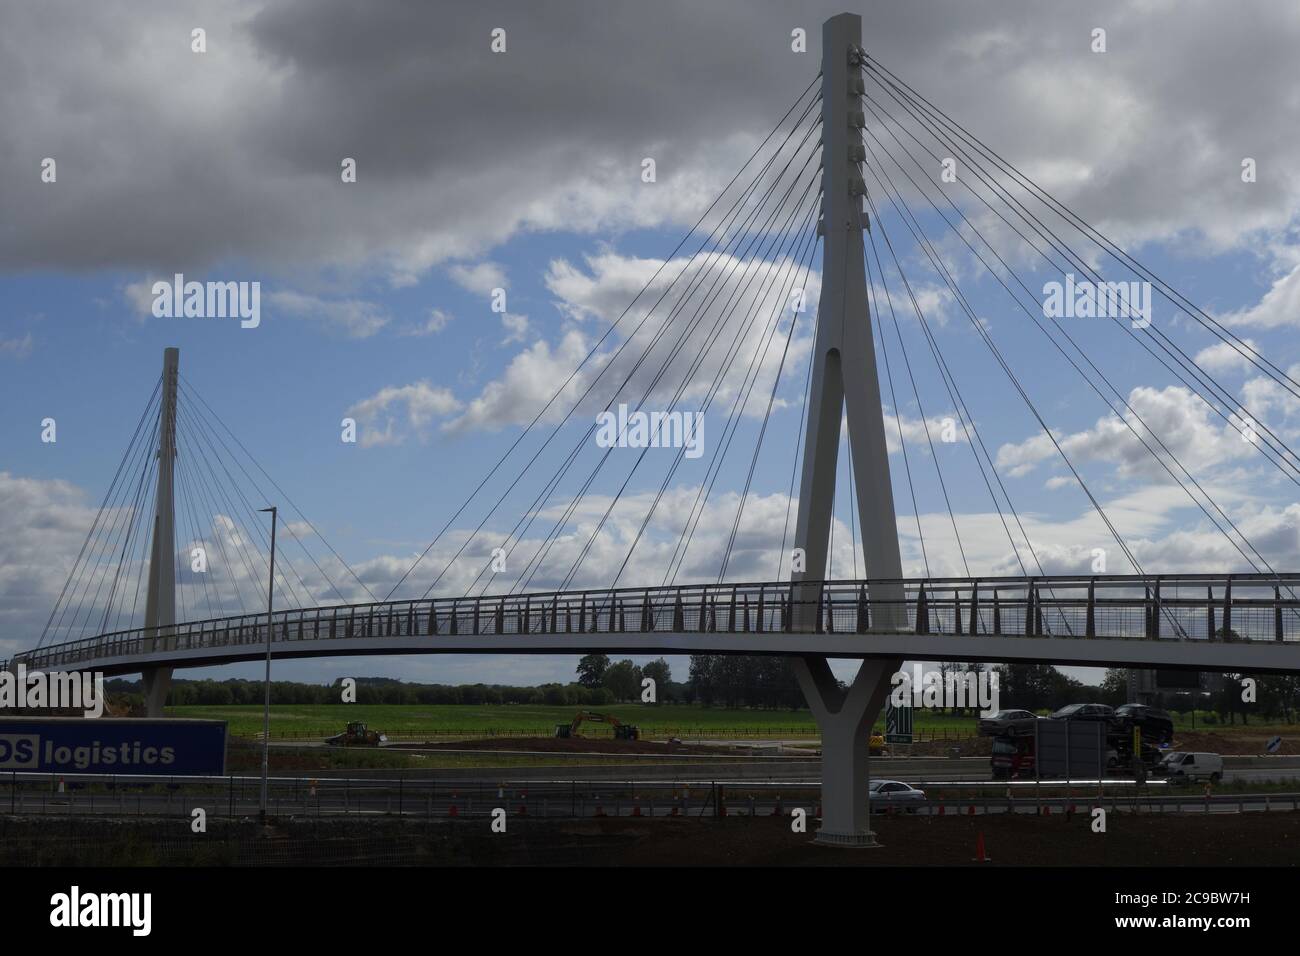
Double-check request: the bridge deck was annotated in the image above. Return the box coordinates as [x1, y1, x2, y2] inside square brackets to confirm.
[9, 574, 1300, 676]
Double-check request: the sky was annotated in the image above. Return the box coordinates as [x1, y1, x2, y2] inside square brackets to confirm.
[2, 0, 1300, 689]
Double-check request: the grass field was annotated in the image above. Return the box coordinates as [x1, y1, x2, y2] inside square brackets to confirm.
[170, 703, 824, 738]
[168, 703, 1292, 740]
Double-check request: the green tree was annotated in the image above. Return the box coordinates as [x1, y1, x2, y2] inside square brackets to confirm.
[642, 658, 671, 699]
[576, 654, 610, 689]
[602, 659, 642, 702]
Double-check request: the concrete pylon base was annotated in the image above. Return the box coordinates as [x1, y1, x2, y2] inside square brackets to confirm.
[141, 666, 173, 717]
[813, 829, 882, 848]
[795, 654, 901, 847]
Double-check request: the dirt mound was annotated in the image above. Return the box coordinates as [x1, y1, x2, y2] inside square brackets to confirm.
[393, 736, 737, 756]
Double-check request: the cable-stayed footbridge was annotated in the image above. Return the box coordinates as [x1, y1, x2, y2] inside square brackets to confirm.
[9, 14, 1300, 845]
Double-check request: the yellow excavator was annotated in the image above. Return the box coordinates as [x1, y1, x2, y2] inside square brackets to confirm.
[554, 711, 640, 741]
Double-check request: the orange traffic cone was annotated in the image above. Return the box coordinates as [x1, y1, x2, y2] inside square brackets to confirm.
[967, 803, 976, 816]
[971, 831, 991, 863]
[937, 800, 945, 816]
[632, 799, 642, 817]
[448, 803, 458, 817]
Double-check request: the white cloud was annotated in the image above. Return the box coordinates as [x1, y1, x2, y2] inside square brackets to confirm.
[269, 290, 389, 338]
[346, 381, 462, 446]
[402, 308, 453, 337]
[1194, 338, 1263, 374]
[1220, 256, 1300, 330]
[0, 332, 33, 359]
[995, 385, 1249, 480]
[500, 312, 531, 345]
[447, 261, 508, 296]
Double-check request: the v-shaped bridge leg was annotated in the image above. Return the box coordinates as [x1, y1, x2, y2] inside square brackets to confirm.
[794, 655, 901, 846]
[142, 667, 173, 717]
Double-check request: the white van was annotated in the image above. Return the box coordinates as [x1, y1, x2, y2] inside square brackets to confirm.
[1158, 751, 1223, 783]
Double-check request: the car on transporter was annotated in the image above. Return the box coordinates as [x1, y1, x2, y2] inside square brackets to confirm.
[1048, 702, 1118, 730]
[977, 708, 1040, 737]
[1113, 704, 1175, 746]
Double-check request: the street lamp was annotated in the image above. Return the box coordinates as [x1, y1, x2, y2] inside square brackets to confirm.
[258, 505, 278, 825]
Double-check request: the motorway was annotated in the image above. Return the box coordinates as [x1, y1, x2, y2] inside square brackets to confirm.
[266, 744, 1300, 785]
[10, 772, 1300, 820]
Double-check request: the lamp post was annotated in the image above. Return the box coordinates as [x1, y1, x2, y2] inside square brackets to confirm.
[258, 505, 278, 825]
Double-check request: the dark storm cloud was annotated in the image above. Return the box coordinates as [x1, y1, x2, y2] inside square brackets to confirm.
[1, 0, 1297, 280]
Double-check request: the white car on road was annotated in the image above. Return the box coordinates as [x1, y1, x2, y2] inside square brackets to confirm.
[868, 779, 926, 807]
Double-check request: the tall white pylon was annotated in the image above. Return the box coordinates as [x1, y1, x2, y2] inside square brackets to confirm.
[790, 12, 906, 847]
[142, 346, 178, 716]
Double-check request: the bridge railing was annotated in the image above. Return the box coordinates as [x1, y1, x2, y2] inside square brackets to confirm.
[9, 573, 1300, 671]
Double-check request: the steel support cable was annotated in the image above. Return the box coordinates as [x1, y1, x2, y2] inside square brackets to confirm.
[858, 100, 1282, 583]
[865, 156, 1122, 630]
[715, 238, 813, 583]
[99, 419, 166, 635]
[178, 393, 309, 609]
[860, 130, 1094, 581]
[174, 428, 217, 621]
[429, 102, 826, 600]
[181, 380, 367, 604]
[175, 411, 279, 613]
[175, 414, 265, 615]
[473, 137, 822, 599]
[174, 442, 249, 618]
[862, 83, 1300, 490]
[865, 57, 1300, 416]
[58, 396, 163, 643]
[778, 317, 818, 579]
[861, 111, 1149, 583]
[848, 432, 859, 579]
[861, 189, 972, 577]
[124, 451, 161, 631]
[542, 172, 825, 593]
[621, 188, 823, 588]
[863, 65, 1300, 480]
[609, 194, 823, 589]
[657, 191, 827, 589]
[828, 482, 836, 579]
[868, 186, 1114, 634]
[709, 213, 822, 582]
[38, 379, 161, 647]
[862, 178, 1148, 587]
[385, 80, 824, 601]
[178, 385, 309, 608]
[476, 128, 826, 597]
[864, 241, 932, 576]
[180, 386, 338, 609]
[96, 407, 162, 633]
[666, 212, 823, 587]
[175, 425, 256, 615]
[631, 202, 818, 586]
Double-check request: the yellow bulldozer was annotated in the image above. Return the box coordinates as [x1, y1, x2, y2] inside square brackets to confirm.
[554, 711, 640, 741]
